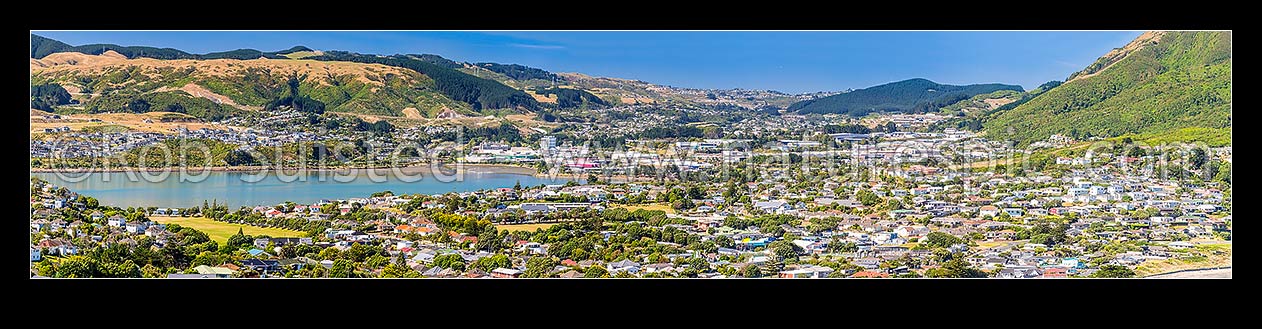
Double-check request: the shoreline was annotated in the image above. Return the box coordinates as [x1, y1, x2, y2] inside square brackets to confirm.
[30, 163, 589, 179]
[30, 163, 531, 173]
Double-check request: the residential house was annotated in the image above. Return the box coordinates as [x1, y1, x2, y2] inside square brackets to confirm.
[995, 266, 1043, 278]
[607, 260, 642, 274]
[239, 259, 282, 273]
[753, 200, 793, 214]
[124, 221, 150, 234]
[979, 206, 999, 217]
[778, 265, 833, 278]
[107, 215, 126, 227]
[192, 265, 236, 278]
[491, 268, 522, 278]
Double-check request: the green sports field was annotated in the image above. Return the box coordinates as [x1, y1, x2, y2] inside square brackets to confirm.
[150, 216, 304, 244]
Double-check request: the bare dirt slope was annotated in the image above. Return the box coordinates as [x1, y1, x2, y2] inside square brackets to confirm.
[983, 98, 1015, 109]
[149, 83, 254, 110]
[401, 107, 424, 119]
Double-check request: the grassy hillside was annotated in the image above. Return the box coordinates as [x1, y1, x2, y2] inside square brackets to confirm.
[556, 73, 669, 102]
[310, 51, 539, 112]
[983, 31, 1232, 146]
[788, 78, 1024, 115]
[940, 90, 1023, 115]
[533, 87, 608, 109]
[474, 62, 556, 81]
[31, 52, 471, 119]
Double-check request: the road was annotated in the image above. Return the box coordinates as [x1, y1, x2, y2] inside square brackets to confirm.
[1146, 267, 1232, 279]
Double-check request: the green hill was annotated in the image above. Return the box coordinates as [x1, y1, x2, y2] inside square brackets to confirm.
[31, 51, 472, 119]
[982, 31, 1232, 146]
[534, 87, 607, 109]
[940, 90, 1024, 115]
[30, 34, 541, 117]
[474, 62, 557, 81]
[788, 78, 1024, 115]
[310, 51, 539, 112]
[408, 54, 463, 69]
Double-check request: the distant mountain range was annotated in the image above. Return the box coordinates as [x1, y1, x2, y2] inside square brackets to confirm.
[981, 31, 1232, 146]
[32, 34, 312, 60]
[30, 34, 839, 119]
[787, 78, 1025, 116]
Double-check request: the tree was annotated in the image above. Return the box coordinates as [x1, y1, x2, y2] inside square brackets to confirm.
[1090, 265, 1136, 278]
[224, 150, 256, 166]
[141, 264, 164, 278]
[318, 247, 341, 261]
[714, 235, 735, 248]
[381, 263, 421, 278]
[31, 83, 73, 111]
[191, 251, 227, 267]
[473, 254, 511, 272]
[828, 240, 858, 253]
[226, 228, 252, 250]
[583, 266, 609, 278]
[96, 260, 141, 278]
[366, 254, 390, 268]
[672, 197, 695, 211]
[1188, 148, 1208, 171]
[522, 256, 558, 278]
[127, 99, 151, 113]
[741, 264, 762, 278]
[344, 242, 381, 263]
[432, 254, 466, 271]
[921, 231, 964, 249]
[924, 258, 986, 278]
[54, 256, 96, 278]
[35, 259, 57, 277]
[688, 257, 711, 273]
[857, 189, 882, 207]
[329, 259, 355, 278]
[769, 240, 802, 261]
[474, 227, 502, 252]
[1026, 223, 1068, 246]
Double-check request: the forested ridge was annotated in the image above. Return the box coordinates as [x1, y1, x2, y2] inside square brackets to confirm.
[788, 78, 1023, 116]
[982, 31, 1232, 146]
[311, 51, 539, 112]
[475, 63, 556, 81]
[535, 87, 608, 109]
[32, 34, 310, 60]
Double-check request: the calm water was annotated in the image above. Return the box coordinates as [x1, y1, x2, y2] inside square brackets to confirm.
[33, 170, 573, 208]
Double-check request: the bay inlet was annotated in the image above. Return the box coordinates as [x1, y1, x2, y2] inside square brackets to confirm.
[32, 169, 575, 208]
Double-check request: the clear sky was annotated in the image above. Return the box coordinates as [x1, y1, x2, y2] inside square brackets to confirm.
[34, 31, 1142, 94]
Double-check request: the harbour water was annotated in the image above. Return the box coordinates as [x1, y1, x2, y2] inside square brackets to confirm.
[32, 170, 574, 208]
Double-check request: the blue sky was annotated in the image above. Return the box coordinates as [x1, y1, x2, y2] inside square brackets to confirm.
[34, 31, 1142, 94]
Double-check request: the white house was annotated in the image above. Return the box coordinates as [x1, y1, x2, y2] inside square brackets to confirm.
[979, 206, 1000, 217]
[778, 265, 833, 278]
[753, 200, 793, 214]
[124, 221, 150, 234]
[107, 215, 126, 227]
